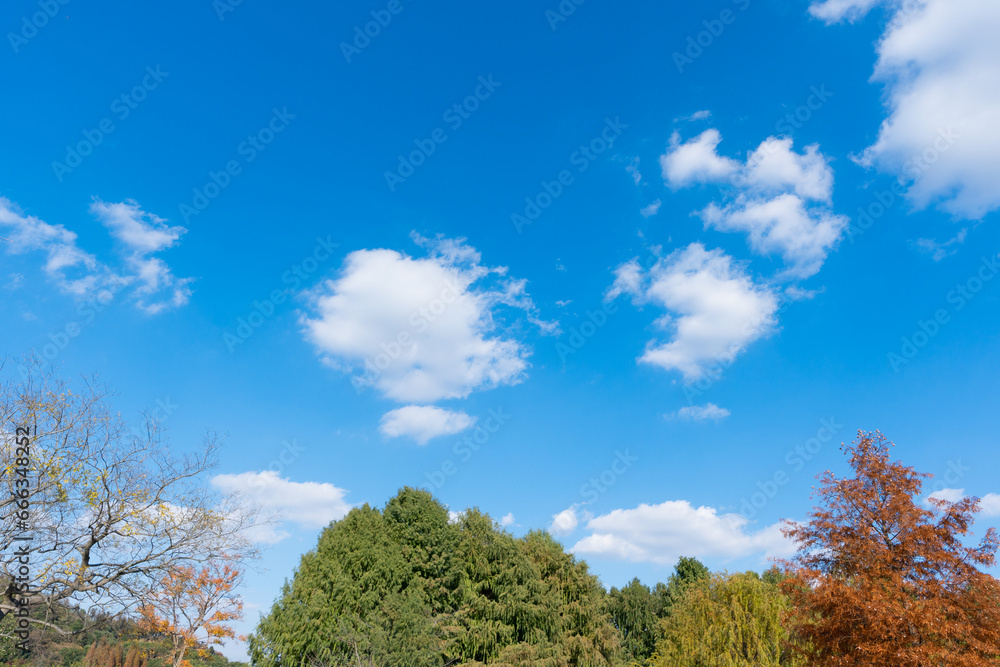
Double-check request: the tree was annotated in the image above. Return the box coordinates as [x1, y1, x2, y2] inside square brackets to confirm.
[657, 557, 710, 612]
[0, 363, 262, 638]
[137, 559, 245, 667]
[653, 571, 800, 666]
[250, 491, 454, 667]
[607, 578, 661, 664]
[251, 489, 628, 666]
[780, 430, 1000, 665]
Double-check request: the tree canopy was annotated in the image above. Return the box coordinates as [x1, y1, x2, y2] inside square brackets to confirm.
[780, 430, 1000, 666]
[250, 488, 625, 667]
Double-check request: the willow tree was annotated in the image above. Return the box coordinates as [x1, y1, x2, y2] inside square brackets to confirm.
[0, 363, 261, 640]
[653, 572, 799, 667]
[780, 430, 1000, 665]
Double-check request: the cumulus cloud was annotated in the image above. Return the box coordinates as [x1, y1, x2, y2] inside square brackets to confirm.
[673, 403, 731, 421]
[927, 488, 1000, 517]
[702, 194, 848, 279]
[607, 243, 779, 381]
[812, 0, 1000, 219]
[743, 138, 834, 202]
[661, 129, 739, 188]
[570, 500, 793, 565]
[0, 196, 192, 312]
[549, 507, 581, 537]
[500, 512, 515, 527]
[981, 493, 1000, 517]
[211, 471, 352, 542]
[379, 405, 475, 444]
[662, 131, 845, 279]
[927, 487, 966, 504]
[301, 233, 553, 403]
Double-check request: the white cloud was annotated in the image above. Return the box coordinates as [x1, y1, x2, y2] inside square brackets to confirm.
[743, 138, 834, 202]
[702, 194, 848, 279]
[500, 512, 515, 527]
[813, 0, 1000, 219]
[662, 131, 845, 278]
[549, 507, 580, 537]
[605, 258, 645, 302]
[674, 403, 731, 421]
[927, 488, 1000, 517]
[626, 157, 642, 185]
[640, 199, 662, 218]
[608, 243, 779, 381]
[0, 196, 192, 313]
[981, 493, 1000, 517]
[570, 500, 793, 565]
[92, 199, 185, 253]
[660, 129, 740, 188]
[927, 487, 966, 504]
[912, 229, 967, 261]
[301, 234, 552, 403]
[0, 197, 120, 299]
[211, 471, 352, 540]
[91, 200, 193, 314]
[378, 405, 475, 444]
[809, 0, 883, 23]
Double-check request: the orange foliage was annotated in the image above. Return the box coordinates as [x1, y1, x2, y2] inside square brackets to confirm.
[780, 431, 1000, 666]
[138, 558, 245, 667]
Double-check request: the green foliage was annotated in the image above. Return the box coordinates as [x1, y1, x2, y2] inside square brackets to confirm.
[607, 578, 662, 664]
[652, 571, 801, 667]
[658, 556, 711, 611]
[250, 489, 625, 666]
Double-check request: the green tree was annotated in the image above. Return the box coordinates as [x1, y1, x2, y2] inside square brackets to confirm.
[653, 571, 800, 667]
[251, 489, 628, 666]
[657, 557, 710, 612]
[607, 579, 661, 664]
[249, 494, 450, 666]
[521, 529, 623, 666]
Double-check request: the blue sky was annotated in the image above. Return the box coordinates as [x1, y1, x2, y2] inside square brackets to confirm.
[3, 0, 1000, 660]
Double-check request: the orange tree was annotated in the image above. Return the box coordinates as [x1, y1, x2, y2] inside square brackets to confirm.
[138, 559, 244, 667]
[780, 430, 1000, 666]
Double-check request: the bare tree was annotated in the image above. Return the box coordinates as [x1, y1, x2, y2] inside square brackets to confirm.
[0, 360, 264, 638]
